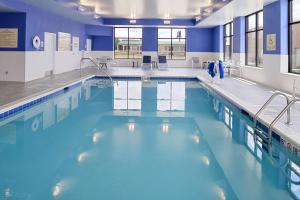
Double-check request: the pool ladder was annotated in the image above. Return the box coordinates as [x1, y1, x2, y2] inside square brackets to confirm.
[254, 91, 300, 145]
[80, 57, 113, 85]
[253, 92, 292, 144]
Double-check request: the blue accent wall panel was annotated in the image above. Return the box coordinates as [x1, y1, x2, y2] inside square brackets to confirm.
[26, 8, 87, 51]
[143, 27, 157, 51]
[186, 28, 213, 52]
[263, 0, 288, 55]
[92, 35, 114, 51]
[233, 17, 245, 53]
[0, 12, 26, 51]
[0, 0, 88, 51]
[86, 25, 113, 36]
[212, 26, 223, 53]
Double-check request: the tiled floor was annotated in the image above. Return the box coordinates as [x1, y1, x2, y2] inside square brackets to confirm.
[0, 66, 300, 148]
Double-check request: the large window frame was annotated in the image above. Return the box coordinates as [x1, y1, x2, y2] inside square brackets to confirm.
[114, 27, 142, 59]
[157, 28, 186, 60]
[224, 22, 233, 61]
[246, 11, 264, 67]
[289, 0, 300, 74]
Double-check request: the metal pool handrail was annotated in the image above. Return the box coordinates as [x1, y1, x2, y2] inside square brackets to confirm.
[80, 57, 113, 85]
[254, 136, 300, 185]
[268, 98, 300, 143]
[254, 92, 291, 127]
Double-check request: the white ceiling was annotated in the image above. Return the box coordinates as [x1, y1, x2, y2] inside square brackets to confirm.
[197, 0, 278, 27]
[76, 0, 224, 19]
[18, 0, 278, 27]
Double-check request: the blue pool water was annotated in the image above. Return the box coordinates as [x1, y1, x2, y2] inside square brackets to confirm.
[0, 78, 300, 200]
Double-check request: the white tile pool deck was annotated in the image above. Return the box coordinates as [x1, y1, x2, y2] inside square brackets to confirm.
[0, 67, 300, 150]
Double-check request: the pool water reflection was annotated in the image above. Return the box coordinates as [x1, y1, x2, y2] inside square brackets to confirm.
[0, 78, 299, 200]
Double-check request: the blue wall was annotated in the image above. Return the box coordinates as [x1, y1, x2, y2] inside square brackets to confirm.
[143, 27, 158, 52]
[0, 0, 89, 51]
[187, 28, 213, 52]
[86, 25, 113, 36]
[212, 26, 223, 53]
[233, 17, 245, 53]
[92, 35, 114, 51]
[0, 0, 220, 54]
[26, 8, 88, 51]
[263, 0, 288, 55]
[0, 12, 26, 51]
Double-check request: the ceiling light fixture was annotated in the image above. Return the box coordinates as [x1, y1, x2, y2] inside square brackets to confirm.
[164, 20, 171, 25]
[130, 19, 137, 24]
[78, 5, 86, 12]
[94, 14, 101, 19]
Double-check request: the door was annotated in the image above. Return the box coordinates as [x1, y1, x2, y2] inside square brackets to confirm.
[72, 36, 80, 52]
[44, 32, 56, 75]
[86, 39, 92, 51]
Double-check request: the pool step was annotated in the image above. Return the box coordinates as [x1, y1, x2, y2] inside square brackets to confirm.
[142, 75, 151, 83]
[254, 127, 269, 142]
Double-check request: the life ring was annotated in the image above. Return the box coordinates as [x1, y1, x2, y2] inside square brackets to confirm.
[31, 117, 40, 132]
[32, 36, 41, 50]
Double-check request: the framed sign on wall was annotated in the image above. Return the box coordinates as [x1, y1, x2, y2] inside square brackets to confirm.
[58, 32, 71, 51]
[267, 34, 276, 51]
[0, 28, 18, 48]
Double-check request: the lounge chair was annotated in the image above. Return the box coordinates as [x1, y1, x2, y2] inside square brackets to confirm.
[158, 55, 168, 71]
[191, 57, 201, 68]
[141, 55, 152, 70]
[224, 60, 242, 77]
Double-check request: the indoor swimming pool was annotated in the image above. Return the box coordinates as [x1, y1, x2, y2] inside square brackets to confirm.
[0, 77, 299, 200]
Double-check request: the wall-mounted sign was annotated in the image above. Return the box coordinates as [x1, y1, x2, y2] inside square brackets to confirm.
[267, 34, 276, 51]
[0, 28, 18, 48]
[58, 32, 71, 51]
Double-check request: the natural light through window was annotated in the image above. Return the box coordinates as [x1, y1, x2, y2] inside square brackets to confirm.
[290, 0, 300, 74]
[158, 28, 186, 60]
[114, 28, 142, 59]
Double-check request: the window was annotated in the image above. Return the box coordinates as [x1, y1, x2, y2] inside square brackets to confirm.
[114, 28, 142, 59]
[289, 0, 300, 74]
[246, 11, 264, 67]
[224, 22, 233, 61]
[158, 28, 186, 60]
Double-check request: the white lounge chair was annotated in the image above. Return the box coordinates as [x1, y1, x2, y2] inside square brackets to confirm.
[224, 60, 243, 77]
[158, 55, 168, 71]
[141, 55, 152, 70]
[191, 57, 201, 68]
